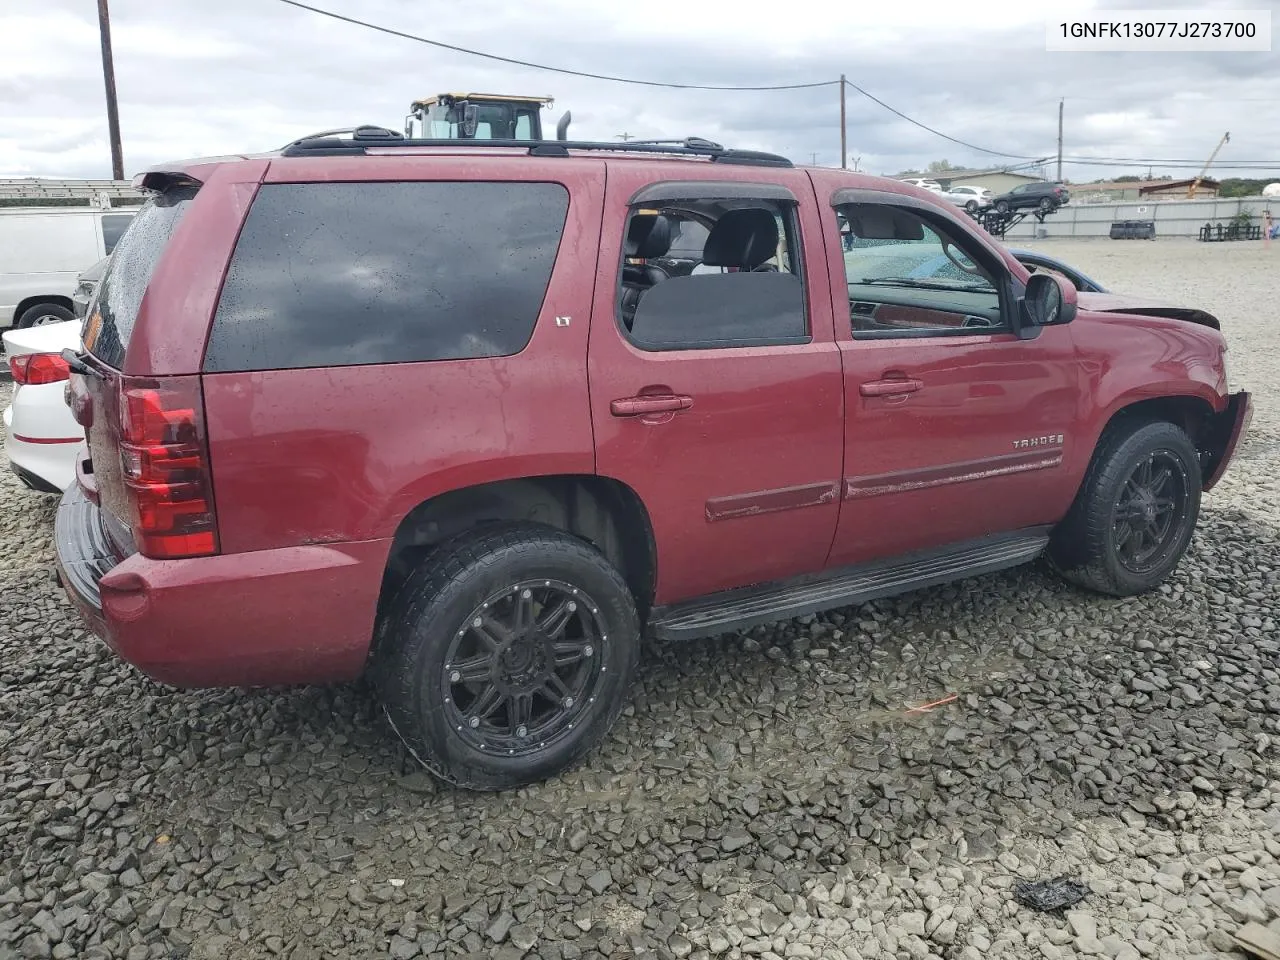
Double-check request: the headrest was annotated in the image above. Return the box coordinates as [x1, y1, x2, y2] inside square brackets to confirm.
[702, 208, 779, 270]
[847, 208, 925, 241]
[624, 214, 673, 259]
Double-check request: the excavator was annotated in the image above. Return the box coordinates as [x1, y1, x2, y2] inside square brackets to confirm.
[404, 93, 572, 141]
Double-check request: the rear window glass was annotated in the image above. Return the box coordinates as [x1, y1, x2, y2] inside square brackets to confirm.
[86, 188, 195, 368]
[204, 181, 570, 373]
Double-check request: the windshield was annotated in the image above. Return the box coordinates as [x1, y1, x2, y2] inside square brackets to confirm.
[842, 226, 995, 290]
[425, 102, 538, 139]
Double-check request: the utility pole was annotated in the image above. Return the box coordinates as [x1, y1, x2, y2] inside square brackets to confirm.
[97, 0, 124, 181]
[1056, 98, 1063, 183]
[617, 132, 633, 141]
[810, 152, 818, 166]
[839, 75, 847, 169]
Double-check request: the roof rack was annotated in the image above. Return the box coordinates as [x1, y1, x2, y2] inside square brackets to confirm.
[279, 126, 793, 168]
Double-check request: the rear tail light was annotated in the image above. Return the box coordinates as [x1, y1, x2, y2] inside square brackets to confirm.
[117, 375, 219, 559]
[9, 353, 71, 385]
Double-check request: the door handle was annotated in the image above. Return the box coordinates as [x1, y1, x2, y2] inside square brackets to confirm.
[860, 378, 923, 397]
[610, 394, 694, 417]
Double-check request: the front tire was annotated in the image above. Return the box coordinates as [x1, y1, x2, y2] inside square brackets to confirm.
[374, 523, 640, 790]
[995, 200, 1010, 215]
[965, 200, 979, 213]
[1050, 421, 1202, 596]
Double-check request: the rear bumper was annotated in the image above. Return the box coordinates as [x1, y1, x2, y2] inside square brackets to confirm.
[1203, 390, 1252, 491]
[55, 484, 391, 688]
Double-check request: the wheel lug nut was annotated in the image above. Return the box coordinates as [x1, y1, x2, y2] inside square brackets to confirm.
[564, 697, 575, 708]
[522, 589, 531, 599]
[516, 725, 528, 738]
[468, 717, 480, 728]
[449, 670, 461, 682]
[583, 645, 593, 656]
[473, 617, 482, 627]
[567, 601, 577, 612]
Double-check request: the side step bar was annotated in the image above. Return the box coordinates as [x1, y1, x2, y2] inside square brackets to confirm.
[648, 529, 1051, 642]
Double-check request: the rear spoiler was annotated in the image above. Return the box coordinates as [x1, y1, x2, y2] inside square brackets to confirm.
[132, 153, 253, 193]
[132, 170, 202, 194]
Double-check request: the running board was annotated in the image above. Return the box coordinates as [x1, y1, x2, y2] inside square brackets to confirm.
[649, 529, 1051, 642]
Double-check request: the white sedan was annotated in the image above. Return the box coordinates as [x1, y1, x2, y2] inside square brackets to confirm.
[899, 177, 944, 194]
[3, 319, 83, 493]
[943, 185, 995, 212]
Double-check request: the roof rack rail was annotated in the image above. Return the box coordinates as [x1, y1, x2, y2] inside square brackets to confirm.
[279, 127, 792, 168]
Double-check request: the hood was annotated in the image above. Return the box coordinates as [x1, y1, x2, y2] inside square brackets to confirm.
[79, 255, 111, 283]
[1077, 291, 1220, 330]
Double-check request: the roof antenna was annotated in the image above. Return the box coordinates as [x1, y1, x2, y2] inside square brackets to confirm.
[556, 111, 572, 141]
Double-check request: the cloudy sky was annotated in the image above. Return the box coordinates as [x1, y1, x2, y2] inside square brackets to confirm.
[2, 0, 1277, 183]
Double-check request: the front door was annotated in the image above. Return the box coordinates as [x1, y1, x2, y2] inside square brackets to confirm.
[588, 166, 845, 605]
[813, 177, 1082, 568]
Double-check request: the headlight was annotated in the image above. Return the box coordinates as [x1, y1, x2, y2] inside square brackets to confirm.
[76, 281, 96, 298]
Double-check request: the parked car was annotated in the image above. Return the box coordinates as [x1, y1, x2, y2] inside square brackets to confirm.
[992, 182, 1070, 215]
[0, 207, 134, 329]
[943, 184, 994, 212]
[1007, 248, 1107, 293]
[55, 131, 1250, 790]
[72, 256, 111, 319]
[899, 177, 944, 193]
[3, 319, 83, 492]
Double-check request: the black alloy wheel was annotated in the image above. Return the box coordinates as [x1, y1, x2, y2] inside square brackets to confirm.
[1111, 450, 1191, 575]
[374, 523, 640, 790]
[441, 579, 606, 757]
[1048, 420, 1202, 597]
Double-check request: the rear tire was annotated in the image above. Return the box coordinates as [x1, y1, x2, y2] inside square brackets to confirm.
[995, 200, 1010, 215]
[17, 303, 74, 328]
[1050, 421, 1201, 597]
[965, 200, 979, 213]
[373, 523, 640, 790]
[1038, 198, 1053, 213]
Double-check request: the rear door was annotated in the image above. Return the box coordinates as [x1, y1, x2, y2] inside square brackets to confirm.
[588, 164, 844, 605]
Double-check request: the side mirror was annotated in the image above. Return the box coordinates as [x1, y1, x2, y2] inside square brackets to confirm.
[1022, 271, 1077, 328]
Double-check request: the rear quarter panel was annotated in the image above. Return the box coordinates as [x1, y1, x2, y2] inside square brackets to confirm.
[200, 157, 605, 554]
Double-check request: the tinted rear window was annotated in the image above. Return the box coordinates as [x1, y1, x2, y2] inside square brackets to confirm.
[204, 181, 570, 373]
[86, 188, 196, 369]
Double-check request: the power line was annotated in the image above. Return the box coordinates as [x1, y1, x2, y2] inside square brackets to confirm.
[273, 0, 836, 91]
[272, 0, 1279, 169]
[841, 79, 1039, 160]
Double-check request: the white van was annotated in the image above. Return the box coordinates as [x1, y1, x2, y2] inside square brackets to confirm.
[0, 206, 136, 328]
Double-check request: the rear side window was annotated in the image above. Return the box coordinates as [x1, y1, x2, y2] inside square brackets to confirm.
[86, 188, 196, 369]
[204, 181, 569, 373]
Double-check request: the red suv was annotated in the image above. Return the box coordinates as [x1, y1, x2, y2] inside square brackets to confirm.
[57, 129, 1251, 790]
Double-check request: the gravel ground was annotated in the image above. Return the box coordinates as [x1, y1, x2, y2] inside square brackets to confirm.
[1, 238, 1277, 960]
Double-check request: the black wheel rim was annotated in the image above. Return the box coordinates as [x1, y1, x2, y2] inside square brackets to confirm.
[1112, 450, 1190, 574]
[441, 579, 606, 757]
